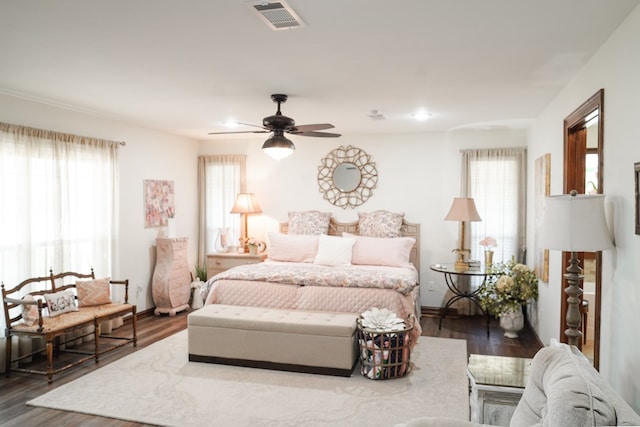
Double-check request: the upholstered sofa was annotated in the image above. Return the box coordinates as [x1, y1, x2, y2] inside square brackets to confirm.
[395, 342, 640, 427]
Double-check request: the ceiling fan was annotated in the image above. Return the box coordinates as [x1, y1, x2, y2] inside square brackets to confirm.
[208, 94, 340, 160]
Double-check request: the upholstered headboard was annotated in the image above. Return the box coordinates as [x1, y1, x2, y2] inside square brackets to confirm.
[279, 217, 421, 274]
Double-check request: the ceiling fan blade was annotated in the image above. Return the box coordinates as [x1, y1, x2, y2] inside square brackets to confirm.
[290, 123, 335, 132]
[208, 130, 268, 135]
[292, 131, 342, 138]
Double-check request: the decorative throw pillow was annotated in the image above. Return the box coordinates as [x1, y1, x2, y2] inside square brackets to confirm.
[21, 295, 39, 326]
[267, 233, 319, 263]
[344, 233, 415, 268]
[288, 211, 332, 235]
[313, 234, 355, 267]
[358, 210, 405, 237]
[76, 277, 112, 307]
[44, 289, 78, 317]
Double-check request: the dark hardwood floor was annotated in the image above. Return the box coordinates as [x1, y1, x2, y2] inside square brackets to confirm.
[0, 310, 542, 426]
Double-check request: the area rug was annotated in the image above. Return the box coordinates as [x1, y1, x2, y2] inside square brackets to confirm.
[27, 331, 469, 426]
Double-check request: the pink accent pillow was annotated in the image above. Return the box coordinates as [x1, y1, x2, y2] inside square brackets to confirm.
[267, 233, 319, 263]
[21, 295, 39, 326]
[344, 233, 415, 268]
[358, 210, 404, 237]
[76, 277, 112, 307]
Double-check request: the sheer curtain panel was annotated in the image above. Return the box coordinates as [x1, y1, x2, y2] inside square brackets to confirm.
[462, 147, 527, 263]
[0, 122, 120, 330]
[197, 155, 246, 265]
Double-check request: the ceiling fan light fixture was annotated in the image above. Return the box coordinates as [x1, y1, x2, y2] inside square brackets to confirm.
[262, 132, 295, 160]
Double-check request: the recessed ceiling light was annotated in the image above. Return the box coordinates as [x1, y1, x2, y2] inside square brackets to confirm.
[412, 111, 432, 121]
[224, 120, 239, 128]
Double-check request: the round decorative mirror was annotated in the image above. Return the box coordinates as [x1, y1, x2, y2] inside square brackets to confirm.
[333, 162, 361, 192]
[317, 145, 377, 209]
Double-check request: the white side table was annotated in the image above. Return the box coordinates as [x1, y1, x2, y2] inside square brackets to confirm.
[467, 354, 531, 426]
[152, 237, 191, 316]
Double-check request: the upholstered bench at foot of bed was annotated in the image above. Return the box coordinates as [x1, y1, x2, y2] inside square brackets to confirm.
[187, 305, 358, 376]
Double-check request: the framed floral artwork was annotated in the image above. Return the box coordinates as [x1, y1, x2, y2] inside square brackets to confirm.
[534, 154, 550, 282]
[144, 179, 175, 228]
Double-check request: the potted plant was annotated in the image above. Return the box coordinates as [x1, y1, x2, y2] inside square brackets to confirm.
[478, 259, 539, 338]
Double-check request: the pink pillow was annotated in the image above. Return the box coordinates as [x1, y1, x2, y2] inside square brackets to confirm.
[76, 277, 112, 307]
[21, 295, 39, 326]
[344, 233, 415, 268]
[267, 233, 319, 263]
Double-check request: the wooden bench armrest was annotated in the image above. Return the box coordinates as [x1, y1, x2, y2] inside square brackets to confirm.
[109, 279, 130, 304]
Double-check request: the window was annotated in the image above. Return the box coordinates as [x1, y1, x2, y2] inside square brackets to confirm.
[0, 122, 119, 329]
[462, 148, 527, 263]
[197, 155, 246, 263]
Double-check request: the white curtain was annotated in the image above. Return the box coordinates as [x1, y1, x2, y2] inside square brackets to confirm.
[450, 147, 527, 315]
[462, 147, 527, 263]
[0, 122, 119, 330]
[197, 155, 246, 265]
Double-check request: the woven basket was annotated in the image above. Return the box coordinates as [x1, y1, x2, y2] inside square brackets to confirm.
[357, 316, 414, 380]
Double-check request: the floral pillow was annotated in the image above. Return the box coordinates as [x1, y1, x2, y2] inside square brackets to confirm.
[43, 289, 78, 317]
[76, 277, 112, 307]
[358, 210, 405, 237]
[21, 295, 39, 326]
[288, 211, 332, 235]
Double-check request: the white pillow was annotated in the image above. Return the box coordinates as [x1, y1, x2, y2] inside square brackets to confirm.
[267, 232, 319, 263]
[313, 234, 355, 267]
[344, 233, 415, 268]
[44, 289, 78, 317]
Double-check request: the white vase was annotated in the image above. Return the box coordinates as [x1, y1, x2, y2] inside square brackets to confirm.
[215, 227, 230, 252]
[499, 305, 524, 338]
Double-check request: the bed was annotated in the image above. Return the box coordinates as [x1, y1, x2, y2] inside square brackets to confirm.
[201, 211, 422, 341]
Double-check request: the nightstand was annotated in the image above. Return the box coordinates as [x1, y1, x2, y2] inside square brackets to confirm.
[206, 252, 267, 278]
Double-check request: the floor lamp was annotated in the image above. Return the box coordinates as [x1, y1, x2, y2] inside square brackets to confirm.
[445, 197, 482, 271]
[230, 193, 263, 253]
[538, 191, 613, 346]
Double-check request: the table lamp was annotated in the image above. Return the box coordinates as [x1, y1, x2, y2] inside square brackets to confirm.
[445, 197, 482, 271]
[538, 190, 613, 346]
[230, 193, 263, 252]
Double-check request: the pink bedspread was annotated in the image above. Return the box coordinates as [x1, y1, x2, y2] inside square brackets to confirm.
[202, 261, 422, 340]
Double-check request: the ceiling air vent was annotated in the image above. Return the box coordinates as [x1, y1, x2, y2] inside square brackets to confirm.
[249, 1, 306, 31]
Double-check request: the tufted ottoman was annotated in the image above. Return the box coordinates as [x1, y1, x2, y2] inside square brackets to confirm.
[188, 304, 358, 376]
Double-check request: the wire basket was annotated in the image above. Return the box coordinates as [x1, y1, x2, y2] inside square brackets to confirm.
[357, 315, 414, 380]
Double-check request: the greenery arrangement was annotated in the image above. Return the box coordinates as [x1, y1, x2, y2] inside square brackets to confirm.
[478, 258, 539, 318]
[194, 263, 207, 282]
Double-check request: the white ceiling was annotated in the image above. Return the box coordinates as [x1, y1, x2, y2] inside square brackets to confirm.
[1, 0, 638, 140]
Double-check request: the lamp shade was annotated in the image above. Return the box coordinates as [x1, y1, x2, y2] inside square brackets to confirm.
[538, 193, 613, 252]
[262, 130, 295, 160]
[444, 197, 482, 222]
[230, 193, 263, 214]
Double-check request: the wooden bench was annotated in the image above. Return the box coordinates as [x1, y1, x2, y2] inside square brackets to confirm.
[188, 305, 358, 376]
[2, 269, 137, 383]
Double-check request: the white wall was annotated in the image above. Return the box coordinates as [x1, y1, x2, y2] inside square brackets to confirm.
[0, 94, 200, 313]
[527, 4, 640, 411]
[199, 129, 526, 307]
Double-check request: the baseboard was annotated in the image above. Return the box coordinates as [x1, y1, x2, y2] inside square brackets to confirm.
[420, 306, 459, 317]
